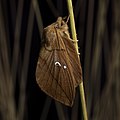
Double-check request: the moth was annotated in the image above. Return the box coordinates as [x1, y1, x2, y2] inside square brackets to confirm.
[36, 17, 82, 107]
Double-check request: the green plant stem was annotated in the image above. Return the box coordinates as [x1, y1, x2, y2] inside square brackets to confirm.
[66, 0, 78, 53]
[66, 0, 88, 120]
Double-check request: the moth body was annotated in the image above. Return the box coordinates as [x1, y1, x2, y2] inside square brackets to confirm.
[36, 17, 82, 107]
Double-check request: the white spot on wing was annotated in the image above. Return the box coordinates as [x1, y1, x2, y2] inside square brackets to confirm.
[63, 65, 67, 69]
[55, 62, 61, 67]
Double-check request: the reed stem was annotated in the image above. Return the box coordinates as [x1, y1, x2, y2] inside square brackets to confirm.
[66, 0, 88, 119]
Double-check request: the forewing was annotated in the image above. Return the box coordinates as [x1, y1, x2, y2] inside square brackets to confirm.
[62, 36, 83, 87]
[36, 46, 75, 106]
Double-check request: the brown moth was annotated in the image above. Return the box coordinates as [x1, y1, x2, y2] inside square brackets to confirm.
[36, 17, 82, 107]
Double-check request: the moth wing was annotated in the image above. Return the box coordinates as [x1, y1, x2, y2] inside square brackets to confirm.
[63, 36, 83, 87]
[36, 47, 75, 107]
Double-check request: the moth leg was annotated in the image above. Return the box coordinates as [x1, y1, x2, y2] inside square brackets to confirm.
[69, 38, 78, 43]
[69, 39, 81, 55]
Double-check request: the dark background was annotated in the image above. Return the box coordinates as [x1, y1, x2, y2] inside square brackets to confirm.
[0, 0, 120, 120]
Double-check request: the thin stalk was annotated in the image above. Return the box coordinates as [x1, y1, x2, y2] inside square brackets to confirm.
[66, 0, 88, 119]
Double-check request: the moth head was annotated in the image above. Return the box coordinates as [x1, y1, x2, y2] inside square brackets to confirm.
[55, 17, 68, 30]
[55, 17, 70, 38]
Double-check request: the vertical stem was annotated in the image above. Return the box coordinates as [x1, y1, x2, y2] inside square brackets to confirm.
[66, 0, 88, 120]
[79, 83, 88, 120]
[66, 0, 78, 53]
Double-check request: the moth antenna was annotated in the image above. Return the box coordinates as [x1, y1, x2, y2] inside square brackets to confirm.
[66, 15, 70, 23]
[63, 15, 70, 23]
[69, 38, 78, 43]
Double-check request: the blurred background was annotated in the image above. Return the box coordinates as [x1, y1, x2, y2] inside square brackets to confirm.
[0, 0, 120, 120]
